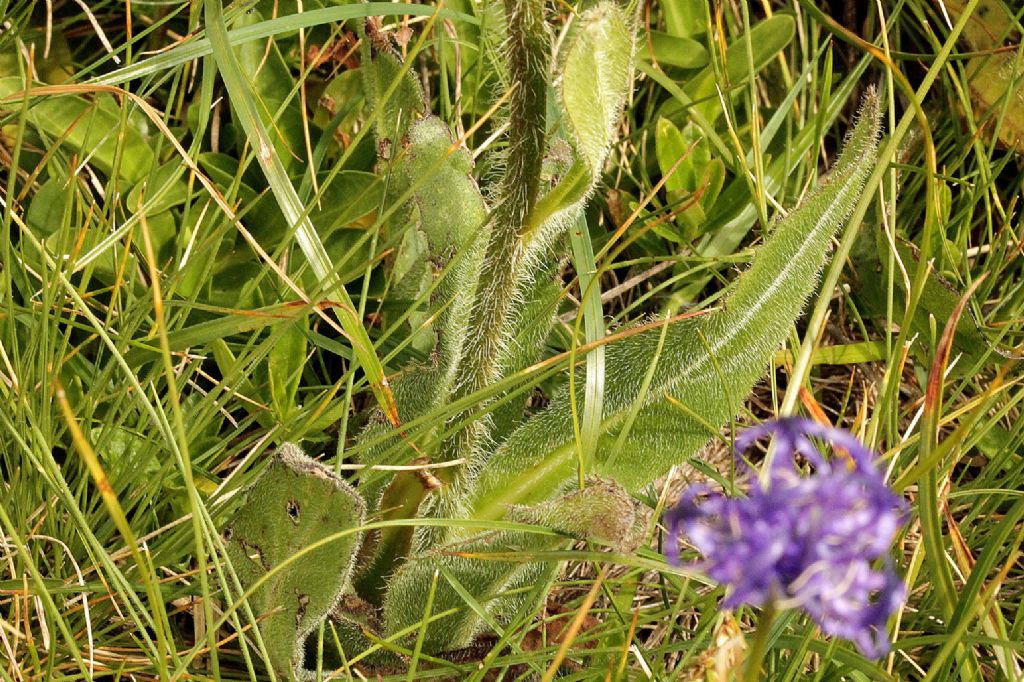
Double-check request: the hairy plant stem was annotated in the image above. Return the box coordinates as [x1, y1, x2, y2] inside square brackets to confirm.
[443, 0, 549, 466]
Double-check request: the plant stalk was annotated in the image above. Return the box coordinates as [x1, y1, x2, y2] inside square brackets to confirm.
[743, 601, 777, 682]
[445, 0, 549, 461]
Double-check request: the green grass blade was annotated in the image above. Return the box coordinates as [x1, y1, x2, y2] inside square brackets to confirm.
[204, 0, 398, 424]
[92, 4, 478, 86]
[568, 214, 606, 484]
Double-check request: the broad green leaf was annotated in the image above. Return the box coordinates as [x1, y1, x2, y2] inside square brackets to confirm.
[223, 444, 366, 680]
[697, 13, 795, 88]
[25, 176, 69, 238]
[654, 117, 690, 194]
[197, 152, 262, 203]
[656, 118, 719, 198]
[0, 77, 154, 184]
[660, 14, 795, 126]
[210, 339, 259, 401]
[266, 319, 308, 422]
[298, 171, 384, 289]
[142, 210, 178, 263]
[654, 117, 723, 239]
[310, 171, 383, 233]
[662, 0, 706, 38]
[467, 92, 882, 522]
[311, 68, 364, 135]
[126, 161, 192, 215]
[641, 30, 708, 69]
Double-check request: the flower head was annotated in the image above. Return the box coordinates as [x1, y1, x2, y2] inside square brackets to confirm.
[665, 417, 908, 658]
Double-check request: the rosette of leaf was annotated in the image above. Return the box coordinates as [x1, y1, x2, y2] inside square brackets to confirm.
[381, 92, 883, 653]
[317, 0, 882, 665]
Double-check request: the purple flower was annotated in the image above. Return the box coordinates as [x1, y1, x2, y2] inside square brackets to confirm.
[665, 417, 908, 658]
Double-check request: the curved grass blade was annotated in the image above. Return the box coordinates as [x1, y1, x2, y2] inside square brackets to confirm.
[204, 0, 398, 424]
[92, 4, 478, 86]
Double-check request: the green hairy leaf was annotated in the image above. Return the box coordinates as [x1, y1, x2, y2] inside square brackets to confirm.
[506, 477, 649, 550]
[641, 31, 709, 69]
[527, 2, 636, 238]
[352, 118, 488, 471]
[559, 2, 635, 178]
[223, 444, 366, 680]
[382, 479, 647, 652]
[350, 49, 489, 598]
[363, 6, 640, 648]
[358, 28, 427, 144]
[390, 117, 489, 380]
[469, 90, 883, 521]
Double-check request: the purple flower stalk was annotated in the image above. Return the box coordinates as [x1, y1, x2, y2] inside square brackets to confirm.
[665, 417, 908, 658]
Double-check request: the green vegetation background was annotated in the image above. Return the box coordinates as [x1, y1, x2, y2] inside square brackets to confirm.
[0, 0, 1022, 680]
